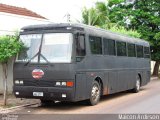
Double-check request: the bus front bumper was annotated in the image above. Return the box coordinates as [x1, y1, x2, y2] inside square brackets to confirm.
[13, 86, 75, 101]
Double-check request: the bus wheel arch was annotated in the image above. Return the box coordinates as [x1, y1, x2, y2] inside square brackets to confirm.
[94, 77, 103, 96]
[138, 73, 142, 86]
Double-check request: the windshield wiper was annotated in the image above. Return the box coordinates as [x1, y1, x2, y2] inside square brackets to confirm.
[24, 52, 51, 66]
[24, 52, 39, 66]
[24, 34, 51, 66]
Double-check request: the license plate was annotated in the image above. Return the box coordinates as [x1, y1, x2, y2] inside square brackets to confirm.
[33, 92, 43, 97]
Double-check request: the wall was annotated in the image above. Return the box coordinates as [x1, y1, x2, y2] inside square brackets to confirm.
[151, 61, 156, 73]
[0, 59, 14, 94]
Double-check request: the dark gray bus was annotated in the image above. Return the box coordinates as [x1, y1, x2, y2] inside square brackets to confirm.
[13, 23, 150, 105]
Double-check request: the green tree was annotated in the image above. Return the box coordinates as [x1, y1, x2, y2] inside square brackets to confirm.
[82, 1, 141, 38]
[0, 33, 23, 105]
[82, 7, 100, 25]
[82, 2, 110, 26]
[109, 0, 160, 76]
[109, 26, 141, 38]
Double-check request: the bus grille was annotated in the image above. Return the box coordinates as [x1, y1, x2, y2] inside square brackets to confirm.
[23, 80, 55, 87]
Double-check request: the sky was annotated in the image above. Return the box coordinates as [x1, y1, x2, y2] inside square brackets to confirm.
[0, 0, 105, 22]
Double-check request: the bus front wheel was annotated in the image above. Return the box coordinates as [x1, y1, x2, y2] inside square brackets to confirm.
[87, 81, 101, 106]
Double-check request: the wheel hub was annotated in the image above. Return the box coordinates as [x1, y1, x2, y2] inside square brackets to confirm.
[91, 85, 100, 101]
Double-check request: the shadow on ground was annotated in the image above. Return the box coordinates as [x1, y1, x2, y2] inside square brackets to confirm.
[29, 87, 148, 111]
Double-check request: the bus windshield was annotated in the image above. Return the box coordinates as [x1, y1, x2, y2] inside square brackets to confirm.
[17, 33, 73, 63]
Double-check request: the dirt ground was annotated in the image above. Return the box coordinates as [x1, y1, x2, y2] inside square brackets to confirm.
[0, 94, 39, 108]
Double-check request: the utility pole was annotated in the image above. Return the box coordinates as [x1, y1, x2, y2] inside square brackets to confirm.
[64, 13, 71, 23]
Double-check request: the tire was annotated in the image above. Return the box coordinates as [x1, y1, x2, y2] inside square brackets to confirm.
[87, 81, 101, 106]
[132, 75, 141, 93]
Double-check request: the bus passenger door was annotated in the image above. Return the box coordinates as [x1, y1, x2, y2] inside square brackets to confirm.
[74, 33, 87, 101]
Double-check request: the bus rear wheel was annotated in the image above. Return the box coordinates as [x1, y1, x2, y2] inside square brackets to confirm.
[132, 76, 141, 93]
[87, 81, 101, 106]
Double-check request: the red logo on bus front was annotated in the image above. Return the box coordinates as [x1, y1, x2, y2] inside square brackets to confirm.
[32, 69, 44, 79]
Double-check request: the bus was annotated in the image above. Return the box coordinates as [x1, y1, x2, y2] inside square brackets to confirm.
[13, 23, 150, 106]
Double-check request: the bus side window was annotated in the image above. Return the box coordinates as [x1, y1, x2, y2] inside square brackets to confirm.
[144, 47, 150, 58]
[116, 41, 127, 56]
[103, 38, 115, 55]
[89, 36, 102, 54]
[127, 43, 136, 57]
[136, 45, 143, 58]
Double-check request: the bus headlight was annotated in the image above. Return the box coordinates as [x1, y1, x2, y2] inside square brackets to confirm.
[20, 80, 24, 84]
[56, 82, 61, 86]
[61, 82, 66, 86]
[15, 80, 23, 85]
[15, 80, 20, 84]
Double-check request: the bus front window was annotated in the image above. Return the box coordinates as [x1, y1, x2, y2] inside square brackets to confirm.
[17, 34, 42, 62]
[40, 33, 73, 63]
[17, 33, 73, 63]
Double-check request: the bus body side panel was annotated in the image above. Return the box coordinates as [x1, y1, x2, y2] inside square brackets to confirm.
[103, 71, 109, 95]
[108, 71, 118, 94]
[135, 58, 150, 86]
[74, 73, 87, 101]
[82, 55, 150, 95]
[87, 71, 105, 96]
[74, 32, 108, 100]
[74, 64, 106, 101]
[144, 59, 151, 85]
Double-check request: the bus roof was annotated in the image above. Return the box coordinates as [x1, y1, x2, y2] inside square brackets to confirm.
[21, 23, 150, 46]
